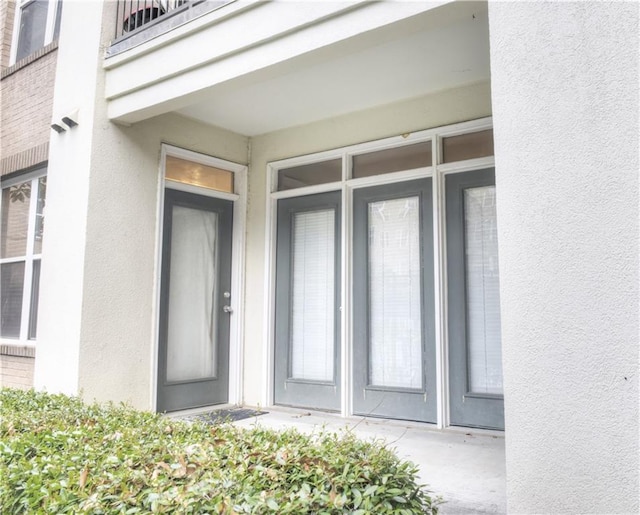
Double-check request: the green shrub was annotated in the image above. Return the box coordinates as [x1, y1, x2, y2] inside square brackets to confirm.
[0, 389, 440, 514]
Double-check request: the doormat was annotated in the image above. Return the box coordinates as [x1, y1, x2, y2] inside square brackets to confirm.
[190, 408, 267, 425]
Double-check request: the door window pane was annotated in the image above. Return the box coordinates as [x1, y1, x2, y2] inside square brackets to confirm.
[368, 197, 422, 389]
[442, 129, 494, 163]
[1, 262, 26, 338]
[291, 209, 335, 381]
[464, 186, 503, 394]
[165, 156, 234, 193]
[16, 0, 49, 62]
[166, 206, 218, 382]
[1, 181, 31, 259]
[277, 159, 342, 191]
[353, 142, 432, 178]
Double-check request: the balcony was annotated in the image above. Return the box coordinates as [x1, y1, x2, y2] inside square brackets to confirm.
[104, 1, 490, 136]
[108, 0, 234, 55]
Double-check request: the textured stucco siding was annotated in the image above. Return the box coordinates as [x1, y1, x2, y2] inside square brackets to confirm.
[34, 0, 249, 410]
[489, 2, 639, 513]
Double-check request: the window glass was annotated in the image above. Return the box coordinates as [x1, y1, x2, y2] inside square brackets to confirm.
[1, 171, 47, 341]
[1, 262, 26, 338]
[442, 129, 494, 164]
[166, 206, 219, 381]
[353, 142, 432, 179]
[277, 159, 342, 191]
[165, 155, 234, 193]
[368, 197, 422, 389]
[464, 186, 503, 394]
[1, 180, 31, 259]
[290, 209, 336, 382]
[15, 0, 49, 62]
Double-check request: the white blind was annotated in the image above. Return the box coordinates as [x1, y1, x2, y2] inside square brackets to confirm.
[166, 206, 218, 382]
[291, 209, 335, 381]
[368, 197, 422, 389]
[464, 186, 503, 395]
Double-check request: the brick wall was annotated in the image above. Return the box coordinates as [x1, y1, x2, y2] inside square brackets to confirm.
[1, 45, 58, 176]
[1, 0, 56, 384]
[0, 345, 35, 389]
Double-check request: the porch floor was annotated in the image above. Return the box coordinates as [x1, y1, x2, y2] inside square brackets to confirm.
[231, 406, 506, 514]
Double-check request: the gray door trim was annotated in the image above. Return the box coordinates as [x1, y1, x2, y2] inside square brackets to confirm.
[274, 191, 342, 411]
[446, 168, 504, 430]
[156, 189, 233, 413]
[352, 179, 437, 423]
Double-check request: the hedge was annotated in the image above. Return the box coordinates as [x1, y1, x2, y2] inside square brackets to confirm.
[0, 389, 440, 514]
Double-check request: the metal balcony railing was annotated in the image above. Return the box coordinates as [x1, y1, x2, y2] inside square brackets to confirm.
[114, 0, 205, 40]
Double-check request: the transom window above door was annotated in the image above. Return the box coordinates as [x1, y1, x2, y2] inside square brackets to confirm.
[267, 118, 502, 430]
[165, 155, 234, 193]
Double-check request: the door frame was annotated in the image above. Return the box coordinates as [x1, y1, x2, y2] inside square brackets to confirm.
[263, 117, 498, 429]
[152, 144, 247, 412]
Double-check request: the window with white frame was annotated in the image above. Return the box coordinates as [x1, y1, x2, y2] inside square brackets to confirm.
[269, 118, 503, 429]
[0, 168, 47, 341]
[12, 0, 62, 64]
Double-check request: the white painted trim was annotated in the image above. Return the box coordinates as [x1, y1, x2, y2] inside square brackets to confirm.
[150, 149, 168, 411]
[438, 156, 495, 174]
[269, 117, 493, 180]
[228, 161, 248, 406]
[0, 166, 47, 188]
[153, 144, 247, 410]
[436, 119, 494, 139]
[347, 167, 434, 189]
[1, 168, 47, 344]
[271, 182, 342, 200]
[165, 180, 239, 201]
[341, 179, 352, 417]
[18, 176, 39, 341]
[432, 137, 447, 429]
[262, 164, 278, 408]
[268, 148, 346, 176]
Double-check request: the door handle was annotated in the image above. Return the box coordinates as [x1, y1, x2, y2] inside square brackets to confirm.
[223, 305, 233, 314]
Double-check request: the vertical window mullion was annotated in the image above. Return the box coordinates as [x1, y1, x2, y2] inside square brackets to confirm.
[340, 154, 350, 417]
[44, 0, 58, 45]
[18, 178, 39, 341]
[432, 137, 447, 429]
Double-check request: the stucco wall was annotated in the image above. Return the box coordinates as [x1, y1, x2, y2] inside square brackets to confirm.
[75, 113, 247, 409]
[489, 2, 639, 512]
[243, 80, 492, 406]
[35, 0, 248, 409]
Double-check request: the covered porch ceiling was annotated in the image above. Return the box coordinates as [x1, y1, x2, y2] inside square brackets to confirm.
[177, 3, 490, 136]
[105, 1, 490, 136]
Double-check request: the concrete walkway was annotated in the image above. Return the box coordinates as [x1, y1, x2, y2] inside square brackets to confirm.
[232, 406, 506, 514]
